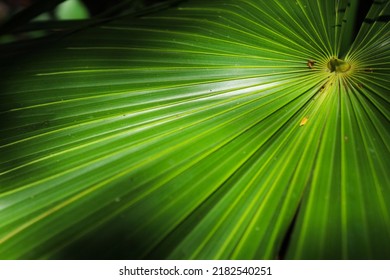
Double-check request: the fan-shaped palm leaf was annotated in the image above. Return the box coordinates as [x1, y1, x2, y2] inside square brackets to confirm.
[0, 0, 389, 259]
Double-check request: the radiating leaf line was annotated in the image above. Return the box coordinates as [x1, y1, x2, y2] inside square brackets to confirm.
[66, 46, 307, 62]
[1, 0, 389, 260]
[102, 24, 322, 59]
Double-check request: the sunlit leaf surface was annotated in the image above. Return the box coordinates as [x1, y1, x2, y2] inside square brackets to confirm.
[0, 0, 389, 259]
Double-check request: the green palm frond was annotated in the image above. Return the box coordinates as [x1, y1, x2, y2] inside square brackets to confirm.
[0, 0, 389, 259]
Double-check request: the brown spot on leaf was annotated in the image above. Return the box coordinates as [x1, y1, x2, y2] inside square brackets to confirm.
[307, 60, 315, 69]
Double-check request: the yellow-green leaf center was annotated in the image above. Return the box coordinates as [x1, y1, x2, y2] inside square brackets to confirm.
[327, 57, 351, 73]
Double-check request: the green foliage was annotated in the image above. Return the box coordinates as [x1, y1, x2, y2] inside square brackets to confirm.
[0, 0, 389, 259]
[56, 0, 89, 20]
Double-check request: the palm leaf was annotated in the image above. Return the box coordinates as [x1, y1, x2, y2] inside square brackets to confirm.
[0, 0, 389, 259]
